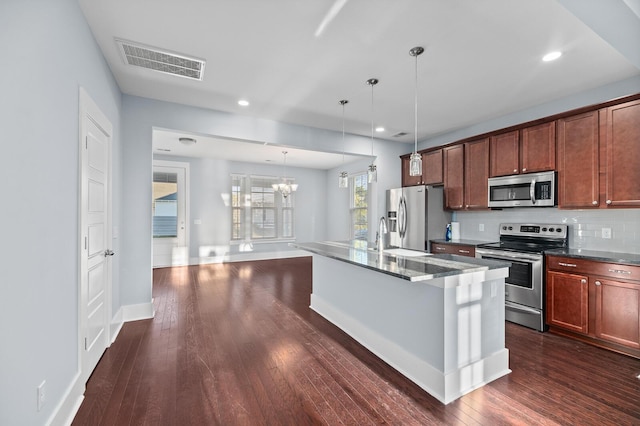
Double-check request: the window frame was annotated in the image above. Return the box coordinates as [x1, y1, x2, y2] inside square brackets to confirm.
[349, 172, 369, 240]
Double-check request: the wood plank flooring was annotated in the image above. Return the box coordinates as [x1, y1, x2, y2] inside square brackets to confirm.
[73, 257, 640, 425]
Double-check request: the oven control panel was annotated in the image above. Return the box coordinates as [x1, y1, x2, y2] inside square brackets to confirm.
[499, 223, 568, 239]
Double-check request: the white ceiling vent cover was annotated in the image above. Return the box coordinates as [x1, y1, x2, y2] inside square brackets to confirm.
[115, 39, 205, 81]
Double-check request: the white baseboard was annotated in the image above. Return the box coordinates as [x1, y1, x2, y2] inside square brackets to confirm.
[121, 302, 155, 322]
[47, 371, 84, 426]
[110, 307, 124, 343]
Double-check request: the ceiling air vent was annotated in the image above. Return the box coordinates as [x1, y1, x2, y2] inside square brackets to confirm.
[116, 39, 205, 81]
[393, 132, 408, 137]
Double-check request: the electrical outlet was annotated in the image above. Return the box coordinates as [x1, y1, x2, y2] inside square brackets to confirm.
[602, 228, 612, 239]
[37, 380, 46, 411]
[479, 224, 485, 232]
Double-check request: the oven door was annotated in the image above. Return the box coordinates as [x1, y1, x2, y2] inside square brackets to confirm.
[475, 249, 543, 309]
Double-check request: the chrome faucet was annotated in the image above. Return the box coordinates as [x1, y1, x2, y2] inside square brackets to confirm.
[376, 216, 388, 252]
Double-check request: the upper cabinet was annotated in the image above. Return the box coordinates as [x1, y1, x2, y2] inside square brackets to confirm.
[558, 99, 640, 209]
[443, 145, 464, 210]
[604, 99, 640, 207]
[401, 148, 443, 187]
[463, 138, 489, 210]
[489, 122, 556, 177]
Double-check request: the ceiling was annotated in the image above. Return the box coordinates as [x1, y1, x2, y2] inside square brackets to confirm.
[79, 0, 640, 168]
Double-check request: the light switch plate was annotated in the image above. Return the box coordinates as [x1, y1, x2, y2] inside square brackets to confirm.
[602, 228, 612, 239]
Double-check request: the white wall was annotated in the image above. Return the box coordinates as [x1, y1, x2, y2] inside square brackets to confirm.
[153, 154, 331, 259]
[0, 0, 122, 424]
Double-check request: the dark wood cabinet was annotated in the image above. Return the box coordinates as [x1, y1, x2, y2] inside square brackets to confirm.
[546, 255, 640, 357]
[430, 242, 475, 257]
[558, 99, 640, 209]
[557, 111, 600, 208]
[546, 270, 589, 334]
[422, 149, 443, 185]
[443, 145, 464, 210]
[521, 121, 556, 173]
[490, 123, 555, 178]
[401, 149, 443, 187]
[604, 99, 640, 207]
[489, 130, 519, 177]
[463, 138, 489, 210]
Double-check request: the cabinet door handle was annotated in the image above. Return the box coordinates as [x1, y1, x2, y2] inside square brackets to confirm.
[580, 279, 587, 284]
[458, 249, 470, 254]
[606, 200, 612, 205]
[435, 247, 446, 251]
[595, 280, 602, 286]
[522, 168, 527, 172]
[608, 268, 631, 275]
[592, 201, 598, 205]
[558, 262, 577, 267]
[513, 169, 518, 173]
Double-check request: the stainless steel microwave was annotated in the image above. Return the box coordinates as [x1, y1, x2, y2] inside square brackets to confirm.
[488, 171, 556, 208]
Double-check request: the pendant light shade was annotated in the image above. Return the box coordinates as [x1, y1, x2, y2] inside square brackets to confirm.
[409, 46, 424, 177]
[338, 99, 349, 189]
[366, 78, 378, 184]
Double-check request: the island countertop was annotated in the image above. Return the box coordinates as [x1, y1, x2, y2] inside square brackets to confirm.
[291, 240, 509, 283]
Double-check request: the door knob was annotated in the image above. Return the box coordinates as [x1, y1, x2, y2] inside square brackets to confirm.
[104, 249, 115, 257]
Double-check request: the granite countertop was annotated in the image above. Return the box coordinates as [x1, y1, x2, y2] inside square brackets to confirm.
[545, 248, 640, 267]
[430, 239, 497, 246]
[291, 240, 509, 282]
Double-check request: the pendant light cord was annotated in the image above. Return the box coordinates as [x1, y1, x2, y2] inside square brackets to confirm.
[414, 52, 418, 154]
[370, 82, 374, 157]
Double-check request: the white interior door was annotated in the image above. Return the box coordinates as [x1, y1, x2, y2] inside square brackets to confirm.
[152, 161, 189, 267]
[79, 88, 112, 383]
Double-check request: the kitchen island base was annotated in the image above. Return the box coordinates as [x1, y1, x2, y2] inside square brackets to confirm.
[310, 253, 510, 404]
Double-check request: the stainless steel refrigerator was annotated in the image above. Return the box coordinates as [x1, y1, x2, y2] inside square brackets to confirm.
[386, 185, 451, 252]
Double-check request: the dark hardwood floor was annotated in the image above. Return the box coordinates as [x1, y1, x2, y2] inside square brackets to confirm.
[73, 257, 640, 425]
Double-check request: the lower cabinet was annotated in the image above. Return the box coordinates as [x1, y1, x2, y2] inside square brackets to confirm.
[546, 255, 640, 357]
[431, 242, 475, 257]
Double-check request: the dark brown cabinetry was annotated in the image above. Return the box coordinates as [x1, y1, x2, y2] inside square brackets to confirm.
[463, 138, 489, 210]
[546, 255, 640, 357]
[443, 145, 464, 210]
[401, 149, 443, 187]
[489, 122, 556, 178]
[558, 99, 640, 209]
[557, 111, 599, 208]
[430, 242, 475, 257]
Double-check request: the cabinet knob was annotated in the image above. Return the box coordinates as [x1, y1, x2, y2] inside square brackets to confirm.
[513, 169, 518, 173]
[595, 280, 602, 286]
[522, 168, 527, 172]
[580, 279, 587, 284]
[606, 200, 612, 205]
[592, 201, 598, 205]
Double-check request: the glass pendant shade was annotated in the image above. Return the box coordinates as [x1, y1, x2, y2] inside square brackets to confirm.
[409, 152, 422, 176]
[367, 164, 377, 183]
[273, 151, 298, 198]
[338, 171, 348, 188]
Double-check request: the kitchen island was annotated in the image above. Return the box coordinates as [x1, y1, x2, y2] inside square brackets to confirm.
[292, 240, 511, 404]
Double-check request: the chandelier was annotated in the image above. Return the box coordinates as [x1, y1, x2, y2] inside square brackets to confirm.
[272, 151, 298, 198]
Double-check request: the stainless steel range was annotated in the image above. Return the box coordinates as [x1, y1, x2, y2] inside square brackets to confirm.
[475, 223, 569, 331]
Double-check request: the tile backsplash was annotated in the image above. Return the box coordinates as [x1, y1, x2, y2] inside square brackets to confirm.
[455, 208, 640, 254]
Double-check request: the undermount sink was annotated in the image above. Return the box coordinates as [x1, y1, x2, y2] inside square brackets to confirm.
[380, 248, 432, 257]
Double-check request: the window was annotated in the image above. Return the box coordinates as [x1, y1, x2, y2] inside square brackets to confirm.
[350, 173, 368, 240]
[231, 174, 295, 241]
[152, 171, 178, 238]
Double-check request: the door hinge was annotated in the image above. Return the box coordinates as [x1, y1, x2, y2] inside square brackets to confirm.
[85, 136, 88, 149]
[84, 337, 88, 351]
[84, 236, 88, 250]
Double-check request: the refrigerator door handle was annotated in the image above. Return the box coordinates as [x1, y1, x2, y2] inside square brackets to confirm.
[399, 196, 407, 239]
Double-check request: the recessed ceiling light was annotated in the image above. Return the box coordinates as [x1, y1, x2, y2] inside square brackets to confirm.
[375, 127, 385, 132]
[238, 99, 250, 106]
[542, 51, 562, 62]
[179, 137, 197, 145]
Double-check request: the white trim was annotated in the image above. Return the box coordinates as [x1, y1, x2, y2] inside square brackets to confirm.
[121, 302, 155, 322]
[46, 372, 84, 426]
[110, 308, 124, 344]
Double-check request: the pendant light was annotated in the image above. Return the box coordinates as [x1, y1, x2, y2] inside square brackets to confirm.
[409, 46, 424, 176]
[338, 99, 349, 188]
[271, 151, 298, 199]
[366, 78, 378, 183]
